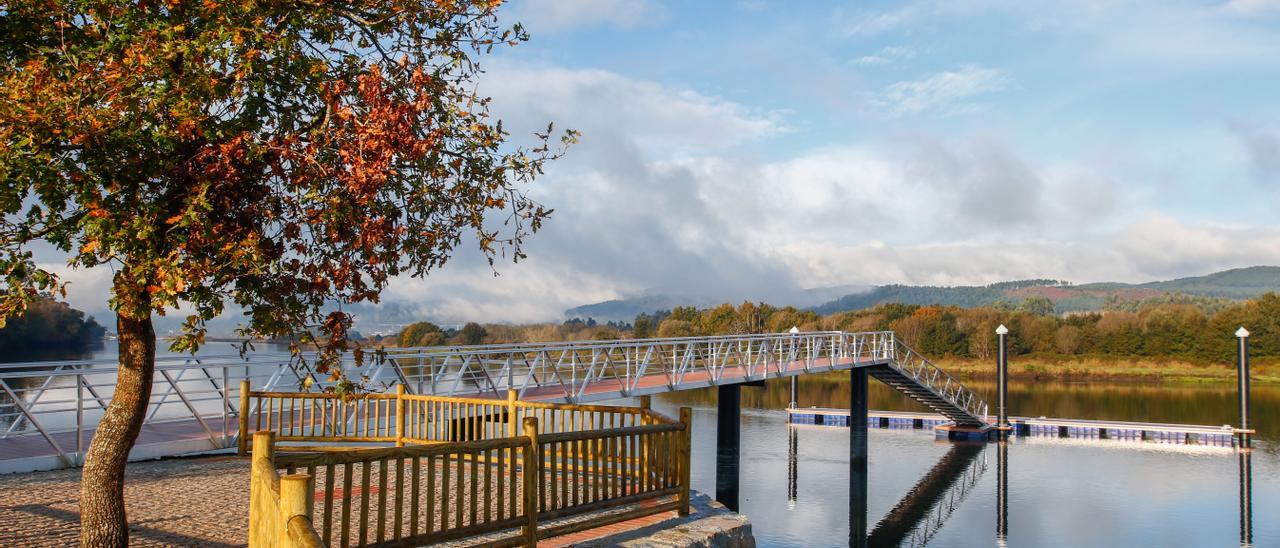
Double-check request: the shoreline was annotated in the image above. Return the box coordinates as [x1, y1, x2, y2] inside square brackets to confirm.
[930, 356, 1280, 385]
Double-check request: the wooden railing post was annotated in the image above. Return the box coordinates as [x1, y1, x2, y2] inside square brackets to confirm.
[239, 380, 251, 456]
[279, 473, 315, 546]
[678, 407, 692, 516]
[249, 432, 276, 547]
[522, 417, 540, 547]
[395, 384, 407, 447]
[507, 389, 518, 437]
[639, 395, 651, 410]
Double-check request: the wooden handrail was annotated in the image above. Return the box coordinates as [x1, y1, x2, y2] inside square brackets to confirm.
[240, 385, 664, 450]
[244, 393, 694, 547]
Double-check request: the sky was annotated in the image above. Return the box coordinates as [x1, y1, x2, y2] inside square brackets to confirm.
[47, 0, 1280, 325]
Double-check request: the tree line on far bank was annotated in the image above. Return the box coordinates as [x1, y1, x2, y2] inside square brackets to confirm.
[0, 296, 105, 353]
[396, 292, 1280, 364]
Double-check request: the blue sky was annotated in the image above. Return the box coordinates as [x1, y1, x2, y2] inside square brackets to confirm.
[47, 0, 1280, 324]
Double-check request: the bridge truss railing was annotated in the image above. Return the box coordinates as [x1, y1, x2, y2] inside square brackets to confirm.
[383, 330, 897, 401]
[0, 330, 988, 469]
[0, 352, 303, 467]
[889, 337, 990, 422]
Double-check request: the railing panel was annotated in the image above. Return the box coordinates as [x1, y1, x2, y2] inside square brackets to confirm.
[263, 400, 690, 548]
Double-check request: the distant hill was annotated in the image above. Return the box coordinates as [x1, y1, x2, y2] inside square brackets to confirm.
[1096, 266, 1280, 299]
[812, 266, 1280, 315]
[564, 284, 872, 323]
[564, 294, 704, 323]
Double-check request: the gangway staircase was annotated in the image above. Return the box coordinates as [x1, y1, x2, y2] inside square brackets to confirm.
[869, 338, 988, 428]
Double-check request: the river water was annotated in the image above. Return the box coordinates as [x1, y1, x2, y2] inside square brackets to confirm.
[648, 374, 1276, 547]
[4, 346, 1273, 546]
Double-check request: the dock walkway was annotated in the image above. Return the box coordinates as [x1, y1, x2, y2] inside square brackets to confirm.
[787, 407, 1241, 446]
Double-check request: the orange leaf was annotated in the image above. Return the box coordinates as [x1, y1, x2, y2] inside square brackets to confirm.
[80, 240, 99, 254]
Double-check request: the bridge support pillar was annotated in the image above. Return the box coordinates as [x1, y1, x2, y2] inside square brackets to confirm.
[789, 376, 798, 409]
[716, 384, 741, 512]
[850, 367, 868, 548]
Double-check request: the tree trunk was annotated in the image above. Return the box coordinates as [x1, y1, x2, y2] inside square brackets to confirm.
[80, 305, 155, 547]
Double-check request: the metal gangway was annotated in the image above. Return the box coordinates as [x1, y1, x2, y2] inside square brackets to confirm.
[0, 330, 987, 472]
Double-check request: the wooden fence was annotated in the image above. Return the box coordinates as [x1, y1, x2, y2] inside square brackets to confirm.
[238, 383, 659, 452]
[243, 386, 691, 547]
[249, 432, 325, 548]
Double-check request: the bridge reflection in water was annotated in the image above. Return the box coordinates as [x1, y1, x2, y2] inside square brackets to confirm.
[786, 429, 1258, 547]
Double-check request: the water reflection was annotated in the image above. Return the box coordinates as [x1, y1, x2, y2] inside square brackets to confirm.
[788, 424, 991, 547]
[660, 373, 1280, 442]
[866, 442, 986, 547]
[788, 427, 798, 504]
[1241, 449, 1253, 546]
[783, 425, 1261, 547]
[997, 440, 1008, 545]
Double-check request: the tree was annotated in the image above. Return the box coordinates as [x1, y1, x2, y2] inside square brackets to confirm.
[656, 318, 696, 338]
[398, 321, 445, 347]
[456, 322, 488, 345]
[1018, 296, 1056, 316]
[0, 2, 574, 544]
[632, 314, 653, 339]
[0, 295, 105, 352]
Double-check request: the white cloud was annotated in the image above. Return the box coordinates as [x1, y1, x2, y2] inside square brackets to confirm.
[35, 60, 1280, 327]
[779, 216, 1280, 289]
[845, 1, 1280, 66]
[1225, 0, 1280, 17]
[853, 46, 918, 67]
[844, 4, 922, 37]
[1228, 120, 1280, 184]
[877, 65, 1010, 117]
[483, 62, 782, 156]
[508, 0, 665, 33]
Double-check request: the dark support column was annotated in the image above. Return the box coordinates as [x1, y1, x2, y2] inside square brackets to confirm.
[1239, 448, 1253, 546]
[716, 384, 741, 511]
[1236, 327, 1252, 448]
[996, 324, 1010, 436]
[789, 376, 798, 409]
[849, 368, 869, 548]
[997, 440, 1009, 542]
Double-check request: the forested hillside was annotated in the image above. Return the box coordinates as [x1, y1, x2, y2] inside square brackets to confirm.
[0, 297, 105, 353]
[402, 293, 1280, 369]
[813, 266, 1280, 315]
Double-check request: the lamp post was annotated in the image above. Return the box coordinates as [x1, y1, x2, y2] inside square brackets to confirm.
[1236, 327, 1252, 449]
[789, 326, 800, 409]
[996, 324, 1010, 434]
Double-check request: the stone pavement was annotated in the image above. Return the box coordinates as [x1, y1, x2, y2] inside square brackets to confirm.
[0, 455, 752, 547]
[0, 455, 249, 547]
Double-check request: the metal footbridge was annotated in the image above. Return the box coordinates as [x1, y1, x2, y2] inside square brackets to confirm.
[0, 330, 987, 472]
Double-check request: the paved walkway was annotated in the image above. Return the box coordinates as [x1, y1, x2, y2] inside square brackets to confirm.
[0, 455, 249, 547]
[0, 456, 747, 547]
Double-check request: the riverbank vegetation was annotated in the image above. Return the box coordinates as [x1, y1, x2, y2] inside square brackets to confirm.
[394, 292, 1280, 384]
[0, 297, 105, 353]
